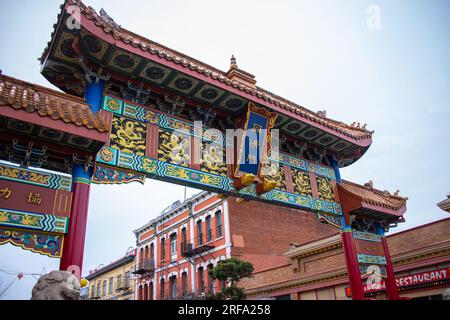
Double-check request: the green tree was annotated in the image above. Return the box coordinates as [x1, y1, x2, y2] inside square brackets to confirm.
[207, 258, 254, 300]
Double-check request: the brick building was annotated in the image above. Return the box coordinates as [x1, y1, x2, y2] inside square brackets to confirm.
[85, 249, 136, 300]
[133, 191, 337, 300]
[239, 217, 450, 300]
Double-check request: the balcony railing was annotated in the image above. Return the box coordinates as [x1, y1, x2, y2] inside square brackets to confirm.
[116, 284, 131, 292]
[181, 242, 214, 258]
[133, 258, 155, 275]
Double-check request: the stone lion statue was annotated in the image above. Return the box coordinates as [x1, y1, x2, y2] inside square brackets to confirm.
[31, 270, 80, 300]
[442, 288, 450, 300]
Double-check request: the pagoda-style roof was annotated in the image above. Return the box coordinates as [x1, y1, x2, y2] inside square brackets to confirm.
[0, 74, 108, 133]
[0, 73, 110, 173]
[437, 196, 450, 213]
[39, 0, 373, 167]
[339, 180, 408, 222]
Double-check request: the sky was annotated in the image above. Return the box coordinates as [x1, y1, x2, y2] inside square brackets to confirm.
[0, 0, 449, 299]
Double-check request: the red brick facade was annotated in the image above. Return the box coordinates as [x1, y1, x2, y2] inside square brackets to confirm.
[134, 192, 338, 299]
[227, 197, 337, 271]
[240, 218, 450, 300]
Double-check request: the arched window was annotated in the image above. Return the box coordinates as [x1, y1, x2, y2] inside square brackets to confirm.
[143, 284, 148, 300]
[181, 227, 187, 245]
[160, 278, 166, 299]
[161, 238, 166, 260]
[215, 210, 223, 238]
[138, 285, 143, 300]
[198, 267, 205, 293]
[139, 247, 144, 266]
[205, 216, 212, 242]
[181, 271, 188, 296]
[207, 264, 214, 293]
[169, 275, 177, 300]
[197, 220, 203, 245]
[149, 282, 154, 300]
[150, 242, 154, 259]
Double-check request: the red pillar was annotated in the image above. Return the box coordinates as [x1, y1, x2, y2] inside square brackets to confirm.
[59, 164, 92, 276]
[381, 236, 400, 300]
[59, 80, 102, 276]
[341, 229, 365, 300]
[331, 158, 365, 300]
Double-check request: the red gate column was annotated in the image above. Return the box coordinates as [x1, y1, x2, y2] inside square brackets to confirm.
[59, 164, 92, 274]
[377, 224, 400, 300]
[59, 80, 104, 275]
[340, 227, 365, 300]
[331, 158, 365, 300]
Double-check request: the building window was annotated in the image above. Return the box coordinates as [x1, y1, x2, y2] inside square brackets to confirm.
[125, 271, 131, 288]
[170, 233, 177, 256]
[197, 220, 203, 245]
[181, 227, 187, 245]
[169, 275, 177, 300]
[150, 243, 154, 259]
[117, 274, 122, 289]
[149, 282, 154, 300]
[139, 247, 144, 266]
[102, 280, 107, 296]
[144, 245, 149, 262]
[206, 216, 212, 242]
[138, 285, 143, 300]
[198, 267, 205, 293]
[143, 284, 148, 300]
[216, 210, 223, 238]
[109, 277, 113, 294]
[207, 264, 214, 293]
[96, 282, 101, 297]
[91, 285, 95, 298]
[181, 271, 188, 296]
[161, 238, 166, 260]
[160, 278, 165, 299]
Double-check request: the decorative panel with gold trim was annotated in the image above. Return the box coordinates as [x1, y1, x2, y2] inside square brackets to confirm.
[200, 140, 227, 176]
[0, 163, 72, 258]
[110, 115, 147, 156]
[291, 167, 312, 196]
[158, 128, 190, 167]
[262, 162, 286, 191]
[316, 176, 335, 202]
[98, 95, 343, 217]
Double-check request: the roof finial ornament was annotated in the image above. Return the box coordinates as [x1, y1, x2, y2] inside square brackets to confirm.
[230, 54, 238, 70]
[317, 110, 327, 118]
[364, 180, 374, 189]
[99, 8, 121, 30]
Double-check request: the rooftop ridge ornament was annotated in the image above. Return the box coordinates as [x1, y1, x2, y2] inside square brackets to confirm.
[230, 54, 238, 70]
[226, 54, 257, 88]
[99, 8, 121, 30]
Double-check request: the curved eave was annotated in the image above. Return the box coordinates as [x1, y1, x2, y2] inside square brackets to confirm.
[338, 183, 407, 220]
[41, 0, 373, 165]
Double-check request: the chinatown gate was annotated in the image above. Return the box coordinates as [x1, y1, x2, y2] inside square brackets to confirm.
[0, 0, 408, 300]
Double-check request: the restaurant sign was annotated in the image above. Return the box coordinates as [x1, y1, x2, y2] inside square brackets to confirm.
[346, 267, 450, 296]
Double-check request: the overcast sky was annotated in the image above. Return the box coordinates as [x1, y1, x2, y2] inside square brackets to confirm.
[0, 0, 449, 299]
